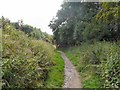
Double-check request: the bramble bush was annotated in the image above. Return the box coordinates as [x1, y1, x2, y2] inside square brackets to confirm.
[2, 22, 64, 88]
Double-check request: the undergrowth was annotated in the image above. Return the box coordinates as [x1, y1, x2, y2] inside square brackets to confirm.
[64, 41, 120, 88]
[2, 21, 64, 88]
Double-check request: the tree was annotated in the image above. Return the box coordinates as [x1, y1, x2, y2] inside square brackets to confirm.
[96, 2, 120, 40]
[49, 2, 100, 46]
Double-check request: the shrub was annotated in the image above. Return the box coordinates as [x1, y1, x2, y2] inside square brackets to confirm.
[2, 22, 63, 88]
[99, 43, 120, 88]
[64, 41, 120, 88]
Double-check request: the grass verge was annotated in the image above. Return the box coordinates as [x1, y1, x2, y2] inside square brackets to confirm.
[45, 52, 64, 88]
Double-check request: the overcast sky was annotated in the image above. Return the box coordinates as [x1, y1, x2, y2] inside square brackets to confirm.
[0, 0, 64, 34]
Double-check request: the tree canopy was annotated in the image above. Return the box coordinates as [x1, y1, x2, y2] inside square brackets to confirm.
[49, 1, 119, 47]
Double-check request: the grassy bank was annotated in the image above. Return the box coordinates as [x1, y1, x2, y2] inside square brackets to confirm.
[2, 22, 64, 88]
[63, 41, 120, 88]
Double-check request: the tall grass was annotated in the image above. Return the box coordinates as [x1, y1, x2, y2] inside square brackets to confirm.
[2, 23, 64, 88]
[64, 41, 120, 88]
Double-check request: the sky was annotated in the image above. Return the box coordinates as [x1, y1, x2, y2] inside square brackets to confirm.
[0, 0, 64, 35]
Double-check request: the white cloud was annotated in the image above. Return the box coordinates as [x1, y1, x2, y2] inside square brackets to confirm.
[0, 0, 63, 34]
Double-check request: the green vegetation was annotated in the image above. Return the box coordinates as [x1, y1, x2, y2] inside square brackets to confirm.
[1, 17, 64, 88]
[3, 17, 53, 43]
[0, 0, 119, 89]
[64, 42, 120, 88]
[49, 2, 119, 47]
[49, 1, 120, 88]
[45, 52, 64, 88]
[0, 27, 2, 89]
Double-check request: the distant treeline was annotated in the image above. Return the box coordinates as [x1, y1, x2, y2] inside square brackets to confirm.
[49, 2, 120, 47]
[1, 16, 53, 43]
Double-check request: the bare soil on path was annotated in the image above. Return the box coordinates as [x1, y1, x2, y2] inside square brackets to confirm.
[60, 51, 82, 88]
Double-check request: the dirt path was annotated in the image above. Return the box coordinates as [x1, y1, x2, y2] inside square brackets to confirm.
[59, 51, 82, 88]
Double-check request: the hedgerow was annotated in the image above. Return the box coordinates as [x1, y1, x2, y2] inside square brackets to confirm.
[2, 22, 64, 88]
